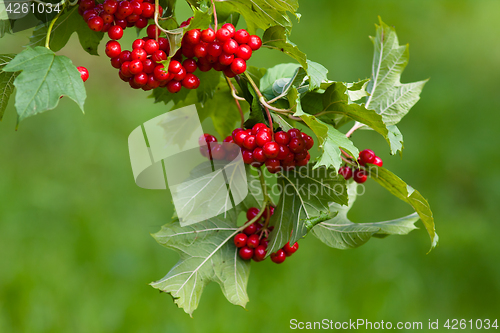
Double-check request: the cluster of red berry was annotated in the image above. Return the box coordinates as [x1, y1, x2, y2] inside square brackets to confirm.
[338, 149, 383, 183]
[234, 207, 299, 264]
[170, 22, 262, 80]
[105, 25, 199, 91]
[78, 0, 160, 34]
[232, 123, 314, 173]
[198, 133, 241, 161]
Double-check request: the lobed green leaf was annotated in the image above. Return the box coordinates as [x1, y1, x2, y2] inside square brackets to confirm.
[0, 54, 18, 120]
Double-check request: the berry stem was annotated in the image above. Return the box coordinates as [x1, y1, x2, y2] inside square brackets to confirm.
[211, 0, 218, 32]
[154, 0, 160, 41]
[345, 121, 364, 138]
[243, 71, 274, 140]
[44, 2, 66, 49]
[225, 76, 245, 128]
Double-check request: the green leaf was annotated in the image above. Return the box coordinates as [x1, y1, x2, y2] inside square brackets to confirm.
[386, 124, 404, 156]
[212, 0, 299, 35]
[262, 26, 307, 68]
[318, 82, 388, 135]
[271, 112, 293, 132]
[151, 214, 250, 316]
[151, 85, 194, 106]
[305, 60, 328, 91]
[196, 70, 221, 105]
[267, 164, 347, 255]
[3, 46, 86, 125]
[312, 182, 419, 249]
[260, 63, 300, 91]
[366, 165, 438, 251]
[365, 17, 428, 126]
[0, 54, 18, 120]
[262, 65, 307, 101]
[214, 2, 240, 26]
[0, 20, 11, 38]
[290, 87, 359, 171]
[29, 7, 104, 55]
[242, 165, 267, 210]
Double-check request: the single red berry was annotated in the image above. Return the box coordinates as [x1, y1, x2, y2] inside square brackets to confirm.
[181, 45, 195, 58]
[294, 151, 308, 161]
[219, 53, 234, 66]
[221, 23, 235, 36]
[289, 137, 306, 153]
[153, 65, 170, 81]
[372, 156, 383, 167]
[338, 166, 353, 180]
[82, 9, 97, 22]
[146, 24, 160, 39]
[119, 50, 132, 64]
[252, 147, 266, 163]
[114, 18, 127, 29]
[207, 42, 223, 57]
[201, 28, 216, 43]
[233, 130, 248, 146]
[255, 130, 272, 147]
[353, 169, 368, 183]
[270, 249, 286, 264]
[130, 0, 142, 15]
[246, 207, 260, 221]
[197, 58, 211, 72]
[265, 158, 281, 174]
[77, 66, 89, 82]
[110, 57, 121, 69]
[120, 61, 132, 77]
[168, 60, 182, 74]
[129, 59, 144, 74]
[79, 0, 95, 12]
[184, 29, 201, 45]
[117, 1, 133, 17]
[283, 152, 295, 163]
[216, 28, 231, 42]
[100, 12, 114, 24]
[193, 43, 209, 58]
[243, 222, 257, 235]
[222, 38, 239, 54]
[288, 128, 301, 138]
[230, 58, 246, 75]
[211, 144, 226, 160]
[241, 149, 254, 164]
[108, 25, 123, 40]
[152, 50, 167, 62]
[274, 131, 290, 145]
[295, 152, 310, 166]
[105, 40, 121, 58]
[87, 16, 104, 31]
[235, 44, 252, 61]
[199, 134, 217, 146]
[135, 17, 148, 28]
[132, 39, 146, 50]
[131, 48, 148, 61]
[251, 123, 267, 134]
[276, 145, 290, 160]
[359, 149, 376, 166]
[283, 242, 299, 256]
[133, 72, 148, 86]
[242, 135, 257, 150]
[166, 80, 182, 93]
[239, 246, 253, 260]
[247, 35, 262, 51]
[260, 238, 269, 248]
[234, 233, 248, 248]
[141, 2, 154, 18]
[252, 245, 267, 262]
[183, 59, 197, 73]
[234, 29, 250, 44]
[303, 135, 314, 150]
[247, 234, 260, 249]
[144, 39, 159, 55]
[158, 37, 170, 53]
[223, 66, 236, 78]
[146, 75, 160, 89]
[173, 67, 186, 81]
[182, 73, 200, 89]
[263, 141, 279, 159]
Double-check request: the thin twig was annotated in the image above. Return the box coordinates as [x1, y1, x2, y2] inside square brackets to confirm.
[243, 71, 274, 139]
[211, 0, 218, 31]
[225, 76, 245, 128]
[45, 3, 66, 49]
[345, 121, 364, 138]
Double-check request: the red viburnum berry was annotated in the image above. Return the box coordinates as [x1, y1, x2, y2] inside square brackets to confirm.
[270, 249, 286, 264]
[77, 66, 89, 82]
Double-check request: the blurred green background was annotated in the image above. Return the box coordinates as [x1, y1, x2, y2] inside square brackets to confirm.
[1, 0, 499, 332]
